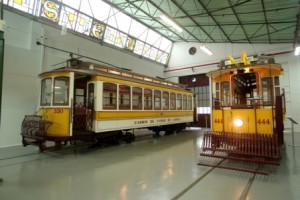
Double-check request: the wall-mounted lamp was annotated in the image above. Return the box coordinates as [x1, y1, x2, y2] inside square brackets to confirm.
[160, 14, 183, 32]
[200, 45, 214, 56]
[295, 46, 300, 56]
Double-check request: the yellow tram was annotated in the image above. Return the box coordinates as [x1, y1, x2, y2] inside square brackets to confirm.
[21, 59, 196, 151]
[199, 53, 285, 173]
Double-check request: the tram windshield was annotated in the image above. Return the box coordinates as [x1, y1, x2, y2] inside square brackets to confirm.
[40, 76, 70, 106]
[232, 72, 257, 106]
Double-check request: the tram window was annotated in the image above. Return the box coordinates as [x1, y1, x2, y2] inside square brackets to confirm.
[103, 82, 117, 109]
[214, 82, 220, 101]
[221, 82, 230, 105]
[119, 85, 131, 110]
[88, 83, 94, 110]
[187, 95, 192, 110]
[177, 94, 182, 110]
[75, 89, 85, 105]
[144, 89, 152, 110]
[274, 76, 280, 86]
[170, 93, 176, 110]
[132, 87, 142, 110]
[274, 76, 280, 96]
[262, 77, 273, 104]
[275, 87, 280, 97]
[216, 82, 219, 90]
[183, 95, 187, 110]
[162, 91, 169, 110]
[154, 90, 161, 110]
[41, 78, 52, 106]
[53, 77, 69, 106]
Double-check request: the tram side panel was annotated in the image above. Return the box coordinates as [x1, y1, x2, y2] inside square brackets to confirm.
[92, 79, 194, 133]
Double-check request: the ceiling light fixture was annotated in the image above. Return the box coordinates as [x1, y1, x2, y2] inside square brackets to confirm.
[200, 45, 214, 56]
[160, 14, 183, 33]
[295, 46, 300, 56]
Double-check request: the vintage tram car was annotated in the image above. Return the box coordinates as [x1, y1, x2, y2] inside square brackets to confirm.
[21, 59, 196, 151]
[199, 53, 285, 173]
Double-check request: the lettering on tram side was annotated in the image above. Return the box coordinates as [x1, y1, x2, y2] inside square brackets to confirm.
[134, 120, 148, 125]
[133, 118, 181, 125]
[156, 119, 166, 123]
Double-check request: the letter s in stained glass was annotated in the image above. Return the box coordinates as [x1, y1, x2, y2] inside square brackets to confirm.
[41, 0, 60, 23]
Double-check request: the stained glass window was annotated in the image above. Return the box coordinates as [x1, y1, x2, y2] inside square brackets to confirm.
[75, 13, 93, 35]
[104, 26, 117, 45]
[142, 43, 151, 58]
[90, 20, 105, 40]
[125, 37, 135, 51]
[8, 0, 35, 14]
[59, 5, 77, 29]
[40, 0, 60, 23]
[6, 0, 173, 65]
[114, 31, 127, 48]
[149, 47, 158, 61]
[134, 40, 144, 55]
[160, 53, 169, 64]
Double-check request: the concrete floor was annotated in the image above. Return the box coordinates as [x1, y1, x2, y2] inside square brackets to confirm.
[0, 128, 299, 200]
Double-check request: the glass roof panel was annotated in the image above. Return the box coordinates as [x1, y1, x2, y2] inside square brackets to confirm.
[61, 0, 81, 10]
[129, 19, 148, 41]
[107, 7, 132, 33]
[59, 5, 78, 30]
[82, 0, 111, 23]
[146, 30, 161, 48]
[160, 37, 172, 53]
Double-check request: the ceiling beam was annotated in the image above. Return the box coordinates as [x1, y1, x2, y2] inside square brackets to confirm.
[146, 0, 201, 42]
[170, 0, 216, 42]
[181, 20, 296, 27]
[293, 5, 300, 48]
[196, 0, 232, 42]
[261, 0, 271, 43]
[227, 0, 251, 43]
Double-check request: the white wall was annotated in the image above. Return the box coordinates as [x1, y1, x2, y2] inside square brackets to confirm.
[0, 10, 165, 147]
[167, 42, 300, 132]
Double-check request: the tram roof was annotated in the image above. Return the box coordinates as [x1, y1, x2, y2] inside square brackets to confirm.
[206, 63, 283, 78]
[40, 59, 190, 92]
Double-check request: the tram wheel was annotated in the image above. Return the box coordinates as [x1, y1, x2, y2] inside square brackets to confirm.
[125, 132, 135, 143]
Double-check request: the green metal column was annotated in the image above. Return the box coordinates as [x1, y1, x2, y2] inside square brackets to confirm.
[0, 1, 4, 124]
[0, 32, 3, 124]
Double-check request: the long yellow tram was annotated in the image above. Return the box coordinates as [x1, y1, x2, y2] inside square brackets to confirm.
[199, 53, 285, 175]
[21, 59, 196, 151]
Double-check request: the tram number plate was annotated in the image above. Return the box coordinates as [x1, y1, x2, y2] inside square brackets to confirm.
[54, 108, 64, 113]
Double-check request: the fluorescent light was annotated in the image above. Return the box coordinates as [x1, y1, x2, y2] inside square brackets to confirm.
[295, 46, 300, 56]
[160, 14, 183, 32]
[200, 45, 214, 56]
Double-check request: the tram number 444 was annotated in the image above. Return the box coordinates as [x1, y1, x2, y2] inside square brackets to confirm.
[257, 119, 270, 125]
[54, 108, 64, 113]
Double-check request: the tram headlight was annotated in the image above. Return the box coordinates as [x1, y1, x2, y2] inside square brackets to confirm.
[234, 118, 243, 127]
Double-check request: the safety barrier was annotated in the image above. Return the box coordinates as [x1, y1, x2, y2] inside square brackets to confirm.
[200, 131, 280, 165]
[21, 115, 52, 151]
